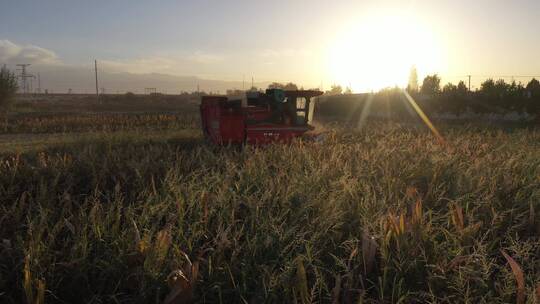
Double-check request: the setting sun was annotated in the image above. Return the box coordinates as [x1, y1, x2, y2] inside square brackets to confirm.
[327, 10, 445, 92]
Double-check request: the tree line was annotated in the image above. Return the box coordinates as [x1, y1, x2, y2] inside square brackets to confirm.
[1, 64, 539, 119]
[242, 77, 540, 117]
[411, 74, 540, 115]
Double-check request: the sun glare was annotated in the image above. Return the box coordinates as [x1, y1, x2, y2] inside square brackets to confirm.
[327, 11, 445, 93]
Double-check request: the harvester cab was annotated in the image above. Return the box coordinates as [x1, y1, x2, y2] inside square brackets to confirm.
[200, 89, 323, 145]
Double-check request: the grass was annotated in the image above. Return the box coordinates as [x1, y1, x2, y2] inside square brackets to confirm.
[0, 108, 539, 303]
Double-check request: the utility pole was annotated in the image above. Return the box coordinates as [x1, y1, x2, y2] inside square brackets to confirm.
[251, 76, 254, 90]
[94, 60, 99, 103]
[467, 75, 471, 92]
[37, 72, 41, 94]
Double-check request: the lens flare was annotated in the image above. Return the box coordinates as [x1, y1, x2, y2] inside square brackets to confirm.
[402, 90, 445, 144]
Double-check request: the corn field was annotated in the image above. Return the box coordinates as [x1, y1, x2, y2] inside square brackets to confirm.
[3, 113, 199, 134]
[0, 118, 539, 303]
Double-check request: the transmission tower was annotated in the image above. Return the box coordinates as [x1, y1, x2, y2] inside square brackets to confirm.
[16, 64, 34, 94]
[37, 73, 41, 94]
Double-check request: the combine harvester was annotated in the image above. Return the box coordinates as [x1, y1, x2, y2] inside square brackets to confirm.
[200, 89, 323, 145]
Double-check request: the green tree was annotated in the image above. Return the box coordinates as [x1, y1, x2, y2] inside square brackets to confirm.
[268, 82, 284, 90]
[268, 82, 298, 90]
[0, 66, 18, 130]
[441, 82, 468, 114]
[442, 83, 457, 93]
[455, 81, 470, 113]
[480, 79, 495, 94]
[478, 79, 525, 112]
[326, 85, 343, 95]
[526, 78, 540, 115]
[283, 82, 298, 90]
[507, 81, 526, 112]
[526, 78, 540, 97]
[456, 81, 468, 96]
[420, 74, 440, 96]
[494, 79, 510, 98]
[475, 79, 497, 113]
[226, 89, 244, 96]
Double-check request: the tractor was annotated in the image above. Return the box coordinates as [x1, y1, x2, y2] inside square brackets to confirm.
[200, 89, 323, 145]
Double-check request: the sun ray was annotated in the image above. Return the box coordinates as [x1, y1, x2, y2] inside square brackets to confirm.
[402, 89, 445, 144]
[356, 93, 374, 130]
[344, 94, 365, 124]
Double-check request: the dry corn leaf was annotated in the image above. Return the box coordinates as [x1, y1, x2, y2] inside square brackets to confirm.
[295, 257, 310, 304]
[535, 283, 540, 303]
[201, 192, 209, 225]
[361, 231, 377, 274]
[64, 219, 75, 235]
[399, 213, 406, 234]
[36, 279, 46, 304]
[451, 204, 464, 232]
[331, 274, 341, 304]
[155, 228, 172, 263]
[23, 254, 33, 304]
[151, 175, 157, 195]
[501, 250, 525, 304]
[387, 214, 400, 236]
[164, 269, 193, 304]
[348, 247, 358, 267]
[446, 255, 470, 271]
[132, 219, 141, 245]
[405, 186, 418, 199]
[412, 199, 423, 226]
[190, 261, 199, 289]
[137, 239, 149, 256]
[529, 202, 535, 233]
[164, 252, 199, 304]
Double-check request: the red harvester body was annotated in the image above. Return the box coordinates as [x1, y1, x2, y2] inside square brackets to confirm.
[200, 89, 323, 145]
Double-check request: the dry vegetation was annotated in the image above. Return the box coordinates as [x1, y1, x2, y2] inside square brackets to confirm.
[2, 113, 198, 134]
[0, 97, 539, 303]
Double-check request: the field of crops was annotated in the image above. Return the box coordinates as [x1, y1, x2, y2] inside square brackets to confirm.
[0, 106, 539, 303]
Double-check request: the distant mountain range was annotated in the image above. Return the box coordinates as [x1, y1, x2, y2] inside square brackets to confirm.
[25, 65, 270, 95]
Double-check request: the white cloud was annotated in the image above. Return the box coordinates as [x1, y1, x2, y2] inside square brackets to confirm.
[188, 51, 224, 64]
[99, 52, 225, 76]
[99, 56, 178, 74]
[260, 48, 311, 59]
[0, 39, 225, 76]
[0, 40, 60, 65]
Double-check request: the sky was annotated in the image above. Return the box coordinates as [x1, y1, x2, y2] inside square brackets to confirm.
[1, 0, 540, 93]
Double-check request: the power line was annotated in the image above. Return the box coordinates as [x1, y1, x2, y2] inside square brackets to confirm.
[470, 75, 540, 78]
[443, 74, 540, 79]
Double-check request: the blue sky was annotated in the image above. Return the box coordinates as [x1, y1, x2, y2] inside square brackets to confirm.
[1, 0, 335, 61]
[2, 0, 540, 91]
